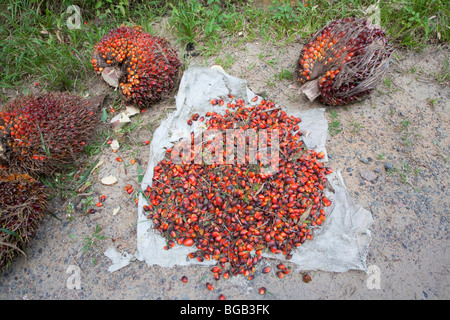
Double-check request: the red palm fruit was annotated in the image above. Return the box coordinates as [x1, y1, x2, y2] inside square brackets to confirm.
[144, 97, 334, 281]
[92, 25, 181, 109]
[302, 274, 312, 283]
[277, 263, 286, 270]
[0, 173, 48, 270]
[0, 93, 103, 176]
[262, 266, 271, 274]
[259, 287, 267, 295]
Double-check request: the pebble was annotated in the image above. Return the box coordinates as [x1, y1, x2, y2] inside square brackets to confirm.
[360, 158, 369, 164]
[360, 169, 378, 183]
[384, 163, 394, 171]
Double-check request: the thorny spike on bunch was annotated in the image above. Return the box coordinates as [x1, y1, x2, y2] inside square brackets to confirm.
[296, 17, 393, 106]
[0, 173, 48, 270]
[92, 25, 181, 108]
[142, 96, 334, 281]
[0, 93, 101, 176]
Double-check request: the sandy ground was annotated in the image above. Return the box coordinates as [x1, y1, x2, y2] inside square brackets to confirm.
[0, 22, 449, 301]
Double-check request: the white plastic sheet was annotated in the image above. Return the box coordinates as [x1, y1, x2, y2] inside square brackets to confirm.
[107, 65, 373, 273]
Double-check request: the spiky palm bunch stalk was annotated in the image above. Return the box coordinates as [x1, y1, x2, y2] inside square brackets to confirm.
[297, 18, 393, 106]
[0, 93, 101, 176]
[0, 173, 47, 270]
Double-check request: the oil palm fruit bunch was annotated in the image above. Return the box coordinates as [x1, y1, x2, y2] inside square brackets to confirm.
[0, 93, 102, 176]
[296, 17, 393, 106]
[91, 25, 181, 108]
[0, 173, 47, 270]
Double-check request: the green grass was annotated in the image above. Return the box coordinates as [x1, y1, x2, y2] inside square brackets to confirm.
[0, 0, 448, 97]
[379, 0, 449, 47]
[82, 223, 108, 264]
[0, 1, 95, 92]
[328, 109, 343, 136]
[391, 160, 421, 185]
[277, 68, 294, 81]
[434, 58, 449, 84]
[0, 0, 169, 97]
[350, 120, 365, 134]
[214, 53, 237, 70]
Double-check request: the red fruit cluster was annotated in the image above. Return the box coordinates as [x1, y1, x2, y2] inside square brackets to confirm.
[92, 25, 181, 108]
[142, 96, 333, 280]
[0, 93, 100, 176]
[297, 18, 392, 106]
[0, 173, 47, 270]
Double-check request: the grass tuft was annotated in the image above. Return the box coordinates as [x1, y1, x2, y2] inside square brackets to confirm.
[1, 0, 448, 96]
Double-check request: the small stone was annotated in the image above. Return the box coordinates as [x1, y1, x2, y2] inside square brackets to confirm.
[360, 169, 377, 182]
[360, 158, 369, 164]
[384, 163, 394, 171]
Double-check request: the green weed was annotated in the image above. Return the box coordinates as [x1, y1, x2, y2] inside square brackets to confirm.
[328, 109, 343, 136]
[351, 120, 365, 134]
[277, 68, 294, 81]
[82, 223, 108, 264]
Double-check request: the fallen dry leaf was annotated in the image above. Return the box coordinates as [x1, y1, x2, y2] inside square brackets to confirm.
[112, 206, 120, 216]
[300, 206, 312, 223]
[92, 160, 104, 171]
[101, 67, 121, 88]
[110, 112, 131, 131]
[110, 139, 120, 152]
[124, 106, 140, 117]
[101, 175, 118, 185]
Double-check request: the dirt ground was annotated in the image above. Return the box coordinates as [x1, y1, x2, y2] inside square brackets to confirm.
[0, 20, 448, 301]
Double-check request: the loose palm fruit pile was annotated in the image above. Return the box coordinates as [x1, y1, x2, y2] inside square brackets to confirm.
[0, 173, 47, 270]
[297, 17, 393, 106]
[91, 25, 181, 108]
[143, 97, 333, 280]
[0, 93, 100, 176]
